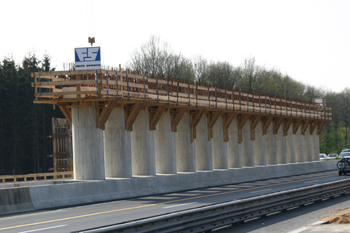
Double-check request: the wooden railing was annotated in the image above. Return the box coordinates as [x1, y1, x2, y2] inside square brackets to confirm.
[31, 70, 332, 120]
[0, 171, 73, 183]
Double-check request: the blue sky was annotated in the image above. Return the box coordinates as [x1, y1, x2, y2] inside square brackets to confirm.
[1, 0, 349, 93]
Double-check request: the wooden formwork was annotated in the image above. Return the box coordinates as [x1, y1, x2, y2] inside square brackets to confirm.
[31, 70, 332, 143]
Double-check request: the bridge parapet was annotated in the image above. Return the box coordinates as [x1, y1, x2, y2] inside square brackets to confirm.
[31, 70, 331, 120]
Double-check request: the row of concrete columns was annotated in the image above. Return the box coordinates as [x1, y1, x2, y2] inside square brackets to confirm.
[72, 104, 320, 180]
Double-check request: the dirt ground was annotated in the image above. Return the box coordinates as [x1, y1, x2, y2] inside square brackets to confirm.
[319, 208, 350, 224]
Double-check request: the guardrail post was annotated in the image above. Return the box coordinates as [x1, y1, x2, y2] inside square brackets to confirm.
[106, 71, 109, 97]
[208, 85, 210, 108]
[144, 76, 146, 101]
[95, 70, 98, 97]
[39, 72, 41, 100]
[127, 74, 130, 100]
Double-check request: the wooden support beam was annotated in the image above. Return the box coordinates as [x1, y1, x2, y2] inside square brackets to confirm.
[238, 115, 249, 143]
[208, 111, 222, 140]
[66, 102, 92, 108]
[273, 117, 284, 135]
[190, 109, 205, 142]
[149, 105, 165, 131]
[124, 103, 143, 131]
[301, 120, 310, 135]
[293, 119, 302, 134]
[171, 108, 187, 132]
[97, 101, 117, 130]
[283, 119, 293, 136]
[317, 121, 326, 135]
[250, 115, 262, 140]
[310, 121, 318, 135]
[58, 105, 72, 125]
[223, 113, 237, 142]
[262, 116, 273, 135]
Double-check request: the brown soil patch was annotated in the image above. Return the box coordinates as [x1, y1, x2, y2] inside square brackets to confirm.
[319, 208, 350, 224]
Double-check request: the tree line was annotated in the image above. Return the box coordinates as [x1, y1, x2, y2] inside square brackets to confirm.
[0, 53, 63, 175]
[0, 37, 346, 175]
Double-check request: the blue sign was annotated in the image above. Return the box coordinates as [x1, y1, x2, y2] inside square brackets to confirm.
[75, 47, 101, 70]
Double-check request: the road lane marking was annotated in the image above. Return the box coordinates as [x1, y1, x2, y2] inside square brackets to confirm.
[250, 189, 272, 193]
[163, 202, 197, 209]
[304, 180, 319, 183]
[18, 225, 66, 233]
[0, 173, 337, 231]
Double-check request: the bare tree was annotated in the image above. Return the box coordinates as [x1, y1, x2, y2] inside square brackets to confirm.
[128, 36, 194, 80]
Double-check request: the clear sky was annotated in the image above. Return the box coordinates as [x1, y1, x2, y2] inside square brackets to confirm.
[1, 0, 349, 93]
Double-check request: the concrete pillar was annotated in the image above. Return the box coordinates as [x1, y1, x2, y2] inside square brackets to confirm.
[176, 113, 196, 172]
[266, 124, 277, 165]
[276, 125, 287, 164]
[304, 127, 313, 161]
[286, 126, 296, 163]
[254, 121, 266, 166]
[155, 111, 176, 174]
[195, 114, 213, 171]
[104, 107, 132, 178]
[227, 118, 242, 168]
[212, 116, 228, 169]
[242, 121, 254, 167]
[312, 131, 320, 161]
[131, 107, 156, 176]
[295, 127, 305, 163]
[72, 103, 105, 180]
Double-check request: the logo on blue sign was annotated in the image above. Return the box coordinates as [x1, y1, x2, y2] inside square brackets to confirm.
[75, 47, 101, 70]
[75, 47, 101, 62]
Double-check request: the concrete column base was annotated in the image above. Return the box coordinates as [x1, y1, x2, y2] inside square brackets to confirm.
[72, 103, 105, 180]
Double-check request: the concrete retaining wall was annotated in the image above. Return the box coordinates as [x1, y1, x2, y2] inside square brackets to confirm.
[0, 161, 337, 215]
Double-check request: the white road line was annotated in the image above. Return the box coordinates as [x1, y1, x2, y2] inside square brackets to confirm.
[288, 226, 308, 233]
[250, 189, 272, 193]
[18, 225, 66, 233]
[163, 202, 197, 209]
[288, 221, 327, 233]
[304, 180, 319, 183]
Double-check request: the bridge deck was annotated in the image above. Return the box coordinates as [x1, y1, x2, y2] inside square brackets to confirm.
[31, 69, 331, 142]
[31, 69, 331, 120]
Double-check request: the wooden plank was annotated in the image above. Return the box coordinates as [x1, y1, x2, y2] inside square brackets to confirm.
[32, 80, 96, 86]
[190, 109, 205, 141]
[250, 115, 262, 140]
[273, 117, 284, 135]
[149, 105, 165, 130]
[58, 105, 72, 125]
[124, 103, 143, 131]
[310, 121, 318, 135]
[66, 102, 92, 108]
[262, 116, 273, 135]
[283, 119, 293, 136]
[238, 115, 249, 143]
[317, 121, 326, 135]
[97, 101, 117, 129]
[301, 120, 310, 135]
[171, 108, 187, 132]
[223, 113, 237, 142]
[208, 111, 222, 140]
[293, 119, 302, 134]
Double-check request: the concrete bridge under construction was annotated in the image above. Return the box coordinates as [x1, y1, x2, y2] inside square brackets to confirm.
[31, 69, 332, 184]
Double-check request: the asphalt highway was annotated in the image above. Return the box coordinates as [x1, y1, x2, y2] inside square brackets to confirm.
[0, 170, 345, 233]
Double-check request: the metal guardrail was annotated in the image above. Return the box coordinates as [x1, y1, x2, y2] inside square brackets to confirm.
[79, 178, 350, 233]
[0, 171, 73, 183]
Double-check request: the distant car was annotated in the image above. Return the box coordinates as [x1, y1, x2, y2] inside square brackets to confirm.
[327, 153, 339, 159]
[339, 151, 350, 158]
[342, 149, 350, 152]
[319, 153, 328, 160]
[337, 156, 350, 175]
